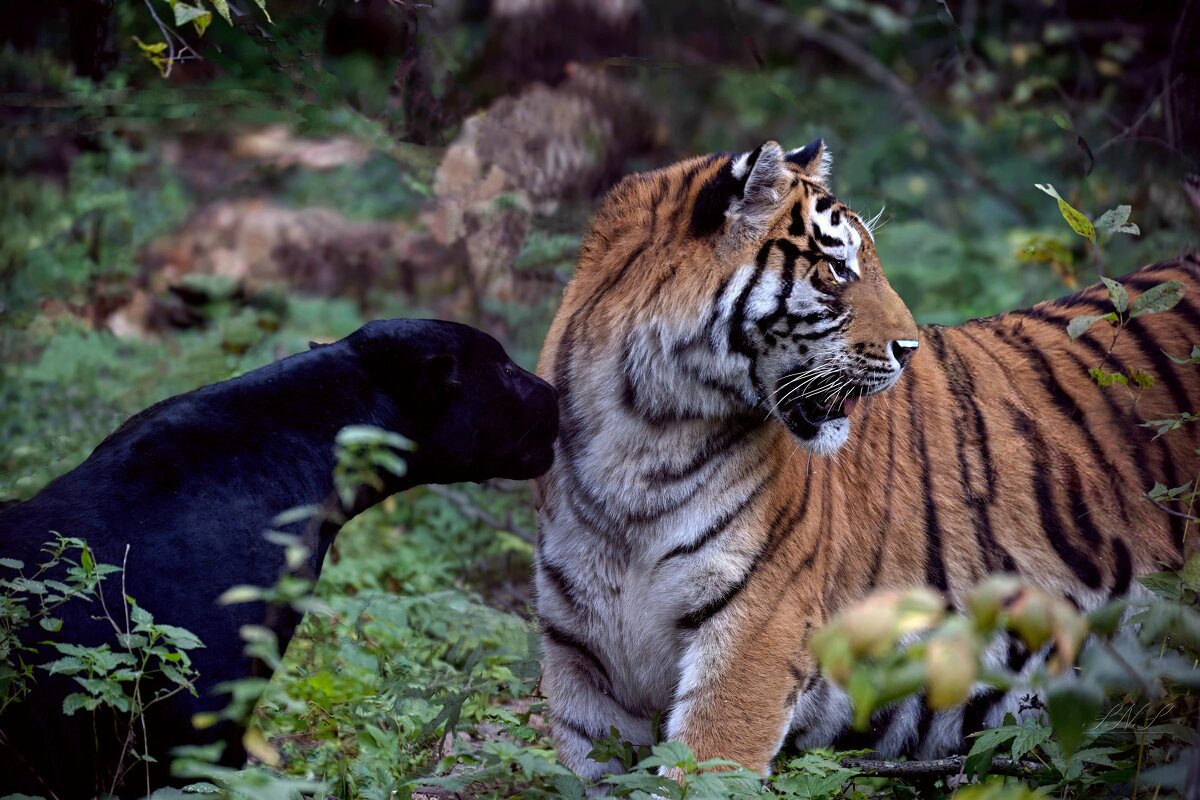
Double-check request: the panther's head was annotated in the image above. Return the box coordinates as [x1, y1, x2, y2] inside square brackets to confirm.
[693, 139, 918, 454]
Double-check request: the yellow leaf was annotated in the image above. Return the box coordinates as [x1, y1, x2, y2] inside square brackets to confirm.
[242, 726, 281, 767]
[209, 0, 232, 24]
[1056, 198, 1096, 243]
[132, 36, 169, 54]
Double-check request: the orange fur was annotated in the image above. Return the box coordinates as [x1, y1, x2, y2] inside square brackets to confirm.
[533, 144, 1200, 776]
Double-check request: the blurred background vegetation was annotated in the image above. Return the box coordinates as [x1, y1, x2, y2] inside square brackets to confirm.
[1, 0, 1198, 797]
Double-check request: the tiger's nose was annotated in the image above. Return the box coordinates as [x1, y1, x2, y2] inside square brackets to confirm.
[891, 338, 919, 367]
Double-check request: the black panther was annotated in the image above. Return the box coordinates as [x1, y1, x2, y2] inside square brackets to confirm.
[0, 318, 558, 798]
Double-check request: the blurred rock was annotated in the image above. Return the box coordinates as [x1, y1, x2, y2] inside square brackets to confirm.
[428, 64, 659, 306]
[232, 126, 370, 171]
[109, 198, 466, 338]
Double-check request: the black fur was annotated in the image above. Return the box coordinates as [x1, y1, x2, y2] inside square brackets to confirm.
[0, 319, 558, 799]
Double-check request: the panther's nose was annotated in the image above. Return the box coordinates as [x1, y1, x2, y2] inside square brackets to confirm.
[891, 339, 919, 368]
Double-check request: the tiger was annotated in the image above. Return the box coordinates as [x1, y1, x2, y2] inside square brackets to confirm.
[531, 138, 1200, 779]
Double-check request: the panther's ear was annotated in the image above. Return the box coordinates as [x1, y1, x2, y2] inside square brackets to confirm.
[784, 138, 831, 187]
[691, 141, 791, 244]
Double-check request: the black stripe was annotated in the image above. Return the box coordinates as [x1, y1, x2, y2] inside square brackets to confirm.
[788, 200, 806, 236]
[555, 714, 600, 744]
[1066, 462, 1105, 547]
[677, 578, 746, 629]
[790, 317, 849, 340]
[812, 226, 844, 249]
[541, 619, 612, 688]
[689, 152, 754, 238]
[641, 416, 758, 486]
[660, 468, 773, 561]
[758, 463, 816, 566]
[865, 415, 897, 591]
[1007, 636, 1031, 673]
[961, 688, 1004, 739]
[1007, 404, 1103, 588]
[916, 700, 936, 745]
[904, 371, 949, 590]
[1015, 310, 1187, 551]
[924, 327, 1013, 573]
[728, 240, 773, 360]
[1111, 538, 1132, 596]
[540, 558, 585, 613]
[959, 324, 1139, 531]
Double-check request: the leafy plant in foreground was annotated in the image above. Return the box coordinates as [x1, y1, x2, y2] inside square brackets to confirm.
[0, 536, 205, 796]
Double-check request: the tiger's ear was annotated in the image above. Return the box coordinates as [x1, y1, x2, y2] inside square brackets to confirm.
[726, 141, 791, 245]
[785, 138, 832, 187]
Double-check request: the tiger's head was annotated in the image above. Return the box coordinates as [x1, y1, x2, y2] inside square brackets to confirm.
[564, 138, 918, 455]
[697, 139, 919, 453]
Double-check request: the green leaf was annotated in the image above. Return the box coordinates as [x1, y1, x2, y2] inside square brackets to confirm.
[1089, 367, 1128, 387]
[43, 656, 87, 676]
[369, 450, 409, 479]
[156, 624, 205, 650]
[251, 0, 272, 22]
[336, 425, 413, 451]
[1034, 183, 1095, 243]
[1100, 276, 1129, 312]
[1167, 344, 1200, 364]
[0, 558, 24, 570]
[1010, 718, 1052, 761]
[171, 3, 208, 26]
[969, 723, 1021, 759]
[1126, 368, 1155, 389]
[1137, 571, 1184, 601]
[552, 774, 585, 800]
[1046, 678, 1102, 757]
[62, 692, 94, 715]
[1067, 314, 1111, 340]
[129, 601, 154, 626]
[39, 616, 63, 633]
[217, 585, 264, 605]
[1130, 280, 1185, 317]
[209, 0, 232, 24]
[1181, 555, 1200, 593]
[636, 740, 697, 771]
[1095, 205, 1140, 237]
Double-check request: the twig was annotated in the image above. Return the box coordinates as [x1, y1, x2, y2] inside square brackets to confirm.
[735, 0, 1033, 221]
[1094, 76, 1185, 158]
[140, 0, 203, 78]
[427, 485, 536, 544]
[0, 728, 64, 800]
[841, 755, 1040, 777]
[1149, 499, 1200, 524]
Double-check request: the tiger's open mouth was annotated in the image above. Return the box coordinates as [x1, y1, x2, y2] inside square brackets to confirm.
[781, 383, 867, 440]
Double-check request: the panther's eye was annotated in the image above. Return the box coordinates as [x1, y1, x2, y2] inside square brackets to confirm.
[504, 365, 515, 377]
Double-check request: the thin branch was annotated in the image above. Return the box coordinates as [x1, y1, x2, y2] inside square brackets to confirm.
[735, 0, 1033, 221]
[141, 0, 204, 77]
[427, 485, 536, 544]
[0, 728, 64, 800]
[1094, 76, 1185, 157]
[841, 755, 1040, 777]
[1149, 499, 1200, 524]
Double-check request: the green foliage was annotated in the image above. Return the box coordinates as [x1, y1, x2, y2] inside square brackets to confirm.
[333, 425, 413, 509]
[0, 537, 205, 792]
[812, 566, 1200, 797]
